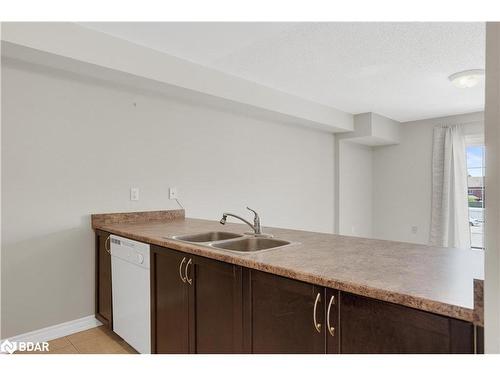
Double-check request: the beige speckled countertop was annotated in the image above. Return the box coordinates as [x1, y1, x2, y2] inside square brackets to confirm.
[92, 211, 484, 323]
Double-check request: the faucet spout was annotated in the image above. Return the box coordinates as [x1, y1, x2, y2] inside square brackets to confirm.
[219, 207, 271, 237]
[219, 207, 272, 237]
[220, 213, 255, 230]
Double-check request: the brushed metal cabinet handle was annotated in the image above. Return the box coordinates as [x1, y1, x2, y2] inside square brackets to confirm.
[104, 236, 111, 255]
[185, 258, 193, 285]
[179, 257, 187, 283]
[313, 292, 321, 333]
[327, 295, 335, 336]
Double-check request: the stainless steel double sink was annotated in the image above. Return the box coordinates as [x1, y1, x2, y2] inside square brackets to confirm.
[171, 231, 291, 252]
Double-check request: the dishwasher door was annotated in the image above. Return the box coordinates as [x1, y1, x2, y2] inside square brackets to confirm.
[110, 235, 151, 354]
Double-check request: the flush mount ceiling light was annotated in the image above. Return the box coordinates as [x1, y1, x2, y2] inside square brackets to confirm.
[448, 69, 485, 88]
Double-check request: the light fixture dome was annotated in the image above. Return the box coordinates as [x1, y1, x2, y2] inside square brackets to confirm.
[448, 69, 485, 88]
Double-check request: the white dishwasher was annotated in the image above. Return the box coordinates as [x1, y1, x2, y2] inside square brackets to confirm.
[110, 235, 151, 354]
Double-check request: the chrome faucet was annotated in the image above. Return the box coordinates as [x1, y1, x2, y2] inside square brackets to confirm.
[220, 207, 271, 237]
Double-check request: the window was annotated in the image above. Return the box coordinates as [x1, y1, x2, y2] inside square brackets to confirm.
[466, 143, 485, 249]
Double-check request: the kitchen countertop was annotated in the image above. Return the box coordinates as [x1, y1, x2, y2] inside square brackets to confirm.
[92, 210, 484, 323]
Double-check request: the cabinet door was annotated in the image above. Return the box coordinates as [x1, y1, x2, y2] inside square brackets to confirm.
[95, 231, 112, 328]
[245, 270, 325, 353]
[188, 256, 243, 353]
[340, 292, 474, 354]
[151, 247, 189, 354]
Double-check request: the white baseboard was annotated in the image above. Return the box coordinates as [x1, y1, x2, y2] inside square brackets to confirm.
[2, 315, 102, 344]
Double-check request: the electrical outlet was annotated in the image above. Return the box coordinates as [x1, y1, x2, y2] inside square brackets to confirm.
[130, 187, 139, 201]
[169, 187, 178, 200]
[411, 226, 418, 234]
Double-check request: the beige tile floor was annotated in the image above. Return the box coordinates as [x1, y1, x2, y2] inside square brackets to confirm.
[16, 326, 138, 354]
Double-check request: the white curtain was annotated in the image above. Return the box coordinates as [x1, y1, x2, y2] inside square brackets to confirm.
[430, 125, 471, 248]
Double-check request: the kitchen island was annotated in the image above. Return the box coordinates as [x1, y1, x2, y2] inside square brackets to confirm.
[92, 209, 484, 354]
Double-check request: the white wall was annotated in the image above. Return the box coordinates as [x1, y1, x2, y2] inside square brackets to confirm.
[1, 60, 335, 338]
[484, 22, 500, 354]
[372, 112, 484, 244]
[0, 25, 3, 340]
[337, 140, 373, 237]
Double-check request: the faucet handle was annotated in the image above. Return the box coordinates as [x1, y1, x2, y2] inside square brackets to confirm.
[246, 206, 258, 216]
[245, 207, 267, 237]
[246, 206, 261, 227]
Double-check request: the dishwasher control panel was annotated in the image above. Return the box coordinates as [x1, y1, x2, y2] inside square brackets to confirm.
[110, 235, 150, 268]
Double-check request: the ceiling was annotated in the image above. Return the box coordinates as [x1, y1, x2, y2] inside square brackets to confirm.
[80, 22, 486, 122]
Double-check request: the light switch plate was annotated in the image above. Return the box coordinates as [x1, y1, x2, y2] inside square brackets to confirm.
[130, 187, 139, 201]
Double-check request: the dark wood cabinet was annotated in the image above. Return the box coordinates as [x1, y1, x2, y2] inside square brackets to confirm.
[244, 270, 326, 353]
[189, 255, 244, 353]
[151, 247, 190, 354]
[339, 292, 474, 354]
[151, 246, 243, 353]
[95, 230, 113, 328]
[476, 326, 484, 354]
[96, 233, 476, 355]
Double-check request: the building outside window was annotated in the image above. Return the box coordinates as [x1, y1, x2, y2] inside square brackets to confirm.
[466, 143, 485, 249]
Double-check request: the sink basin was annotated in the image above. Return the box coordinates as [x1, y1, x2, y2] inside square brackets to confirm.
[211, 237, 291, 252]
[173, 231, 243, 243]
